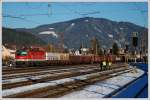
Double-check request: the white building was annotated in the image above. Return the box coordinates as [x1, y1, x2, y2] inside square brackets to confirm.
[80, 48, 89, 55]
[2, 45, 16, 60]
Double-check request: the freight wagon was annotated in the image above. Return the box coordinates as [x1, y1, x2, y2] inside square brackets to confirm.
[46, 53, 70, 65]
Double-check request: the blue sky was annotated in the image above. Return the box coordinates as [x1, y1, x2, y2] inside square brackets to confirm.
[3, 2, 148, 28]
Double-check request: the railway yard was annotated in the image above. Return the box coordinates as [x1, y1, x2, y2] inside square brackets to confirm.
[2, 1, 148, 98]
[2, 63, 145, 98]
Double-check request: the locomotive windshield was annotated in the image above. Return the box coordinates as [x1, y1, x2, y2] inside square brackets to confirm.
[16, 50, 27, 56]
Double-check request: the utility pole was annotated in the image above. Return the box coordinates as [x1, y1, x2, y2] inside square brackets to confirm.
[141, 30, 148, 63]
[59, 32, 64, 53]
[140, 33, 143, 61]
[96, 43, 98, 55]
[48, 3, 52, 17]
[91, 37, 98, 55]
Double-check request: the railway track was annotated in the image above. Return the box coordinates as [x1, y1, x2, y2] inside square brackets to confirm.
[3, 64, 126, 88]
[3, 67, 99, 89]
[3, 67, 131, 98]
[3, 63, 126, 74]
[3, 64, 126, 79]
[3, 65, 98, 79]
[3, 64, 127, 77]
[3, 63, 130, 98]
[3, 64, 98, 75]
[3, 65, 127, 89]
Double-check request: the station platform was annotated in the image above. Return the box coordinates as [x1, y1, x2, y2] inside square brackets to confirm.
[112, 63, 148, 98]
[61, 64, 146, 98]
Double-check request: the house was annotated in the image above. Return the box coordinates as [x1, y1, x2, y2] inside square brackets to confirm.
[80, 48, 89, 55]
[2, 45, 16, 60]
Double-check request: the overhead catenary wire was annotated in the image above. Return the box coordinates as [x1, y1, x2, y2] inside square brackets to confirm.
[3, 3, 53, 25]
[3, 15, 26, 20]
[3, 3, 52, 18]
[17, 13, 49, 17]
[3, 14, 41, 24]
[58, 4, 100, 17]
[19, 3, 52, 17]
[78, 11, 101, 16]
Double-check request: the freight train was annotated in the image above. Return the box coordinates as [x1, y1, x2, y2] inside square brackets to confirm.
[15, 47, 116, 67]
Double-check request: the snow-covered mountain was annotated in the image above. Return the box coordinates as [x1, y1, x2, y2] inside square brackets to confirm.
[16, 17, 148, 50]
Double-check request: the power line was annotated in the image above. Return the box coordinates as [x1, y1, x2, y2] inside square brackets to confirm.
[3, 14, 41, 24]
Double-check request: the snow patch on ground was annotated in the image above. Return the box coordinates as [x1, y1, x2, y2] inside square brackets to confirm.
[49, 28, 54, 30]
[3, 68, 103, 97]
[104, 75, 134, 87]
[50, 78, 74, 84]
[108, 34, 113, 38]
[39, 31, 58, 38]
[3, 78, 28, 84]
[94, 26, 101, 33]
[95, 82, 119, 89]
[86, 34, 89, 37]
[85, 85, 114, 95]
[61, 68, 144, 98]
[2, 82, 56, 97]
[3, 67, 144, 98]
[85, 20, 89, 22]
[120, 27, 124, 30]
[71, 23, 75, 26]
[62, 90, 104, 98]
[65, 23, 75, 31]
[120, 38, 125, 42]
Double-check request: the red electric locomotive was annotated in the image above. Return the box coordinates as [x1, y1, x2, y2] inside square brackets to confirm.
[15, 47, 46, 66]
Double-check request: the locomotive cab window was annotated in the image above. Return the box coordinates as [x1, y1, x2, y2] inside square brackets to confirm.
[16, 50, 28, 56]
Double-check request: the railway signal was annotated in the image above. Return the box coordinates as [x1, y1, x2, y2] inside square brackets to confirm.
[132, 32, 138, 63]
[132, 32, 138, 47]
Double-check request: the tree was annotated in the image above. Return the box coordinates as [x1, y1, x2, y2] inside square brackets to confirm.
[91, 37, 102, 55]
[98, 48, 103, 55]
[79, 43, 83, 54]
[46, 43, 56, 52]
[112, 42, 119, 55]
